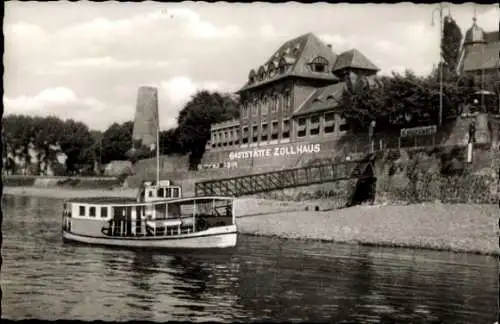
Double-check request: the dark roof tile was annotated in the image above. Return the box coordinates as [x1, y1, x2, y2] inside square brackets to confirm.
[463, 42, 500, 72]
[333, 49, 379, 72]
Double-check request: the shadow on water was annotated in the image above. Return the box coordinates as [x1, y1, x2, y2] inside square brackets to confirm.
[2, 195, 498, 323]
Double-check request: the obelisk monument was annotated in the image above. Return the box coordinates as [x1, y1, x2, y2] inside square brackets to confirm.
[132, 86, 159, 150]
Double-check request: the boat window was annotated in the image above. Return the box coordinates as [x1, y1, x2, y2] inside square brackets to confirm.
[166, 188, 172, 198]
[101, 207, 108, 218]
[79, 206, 86, 216]
[172, 188, 180, 198]
[148, 190, 153, 197]
[89, 207, 96, 217]
[158, 188, 164, 197]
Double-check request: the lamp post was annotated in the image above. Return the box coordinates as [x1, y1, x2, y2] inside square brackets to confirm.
[431, 3, 451, 127]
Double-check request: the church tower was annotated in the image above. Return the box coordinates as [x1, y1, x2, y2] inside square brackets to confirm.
[456, 15, 486, 75]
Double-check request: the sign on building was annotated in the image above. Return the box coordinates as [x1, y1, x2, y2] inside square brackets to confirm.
[400, 125, 437, 138]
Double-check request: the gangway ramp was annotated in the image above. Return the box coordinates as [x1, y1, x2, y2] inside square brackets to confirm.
[194, 159, 373, 197]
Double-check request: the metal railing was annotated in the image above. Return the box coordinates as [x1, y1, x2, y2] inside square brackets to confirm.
[195, 159, 372, 197]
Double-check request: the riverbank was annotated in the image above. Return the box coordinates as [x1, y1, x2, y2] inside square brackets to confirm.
[4, 186, 499, 256]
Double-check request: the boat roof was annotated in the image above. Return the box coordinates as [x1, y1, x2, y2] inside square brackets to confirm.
[65, 197, 138, 204]
[66, 195, 235, 206]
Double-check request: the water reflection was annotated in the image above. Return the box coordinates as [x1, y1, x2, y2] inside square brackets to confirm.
[2, 195, 498, 323]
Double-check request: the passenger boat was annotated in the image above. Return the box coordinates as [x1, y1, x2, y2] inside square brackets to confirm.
[61, 194, 237, 249]
[61, 88, 238, 249]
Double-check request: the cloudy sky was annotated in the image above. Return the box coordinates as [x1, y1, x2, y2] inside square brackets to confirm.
[4, 2, 499, 131]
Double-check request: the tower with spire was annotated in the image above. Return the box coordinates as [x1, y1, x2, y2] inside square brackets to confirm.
[456, 12, 500, 85]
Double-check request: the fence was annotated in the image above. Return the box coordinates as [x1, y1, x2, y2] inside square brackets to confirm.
[340, 132, 453, 155]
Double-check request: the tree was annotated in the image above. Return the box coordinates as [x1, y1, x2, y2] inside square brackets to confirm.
[59, 119, 96, 174]
[31, 116, 66, 175]
[441, 15, 463, 79]
[159, 128, 184, 155]
[176, 91, 239, 169]
[2, 114, 36, 173]
[100, 121, 134, 165]
[341, 70, 475, 132]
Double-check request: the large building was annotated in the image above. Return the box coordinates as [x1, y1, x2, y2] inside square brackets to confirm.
[457, 16, 500, 88]
[201, 32, 379, 171]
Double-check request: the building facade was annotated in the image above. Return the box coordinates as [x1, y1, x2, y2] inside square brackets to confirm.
[201, 33, 379, 171]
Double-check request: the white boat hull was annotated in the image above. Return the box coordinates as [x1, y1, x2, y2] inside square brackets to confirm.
[62, 225, 238, 249]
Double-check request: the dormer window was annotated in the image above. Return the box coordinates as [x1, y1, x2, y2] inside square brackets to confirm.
[311, 56, 328, 73]
[249, 69, 256, 83]
[279, 58, 287, 74]
[258, 66, 266, 80]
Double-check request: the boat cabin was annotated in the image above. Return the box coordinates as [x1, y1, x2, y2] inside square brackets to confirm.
[62, 196, 235, 238]
[139, 180, 182, 203]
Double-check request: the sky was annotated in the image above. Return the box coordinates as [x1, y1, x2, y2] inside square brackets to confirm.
[4, 2, 499, 131]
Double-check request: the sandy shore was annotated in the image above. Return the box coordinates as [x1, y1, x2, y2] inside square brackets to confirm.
[4, 186, 499, 256]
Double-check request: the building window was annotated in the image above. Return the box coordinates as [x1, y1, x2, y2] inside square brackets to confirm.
[311, 56, 328, 73]
[310, 115, 320, 136]
[282, 119, 290, 139]
[89, 206, 96, 217]
[79, 206, 86, 216]
[284, 91, 292, 113]
[271, 121, 279, 140]
[271, 95, 278, 113]
[324, 111, 335, 134]
[297, 117, 307, 137]
[217, 132, 222, 147]
[252, 101, 258, 116]
[249, 69, 256, 83]
[212, 133, 217, 148]
[339, 123, 350, 132]
[234, 128, 240, 145]
[242, 126, 249, 144]
[223, 131, 228, 146]
[262, 97, 269, 116]
[101, 207, 108, 218]
[261, 123, 268, 141]
[252, 125, 258, 143]
[242, 103, 249, 118]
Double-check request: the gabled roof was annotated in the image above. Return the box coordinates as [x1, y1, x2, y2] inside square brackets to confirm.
[484, 31, 499, 43]
[293, 82, 347, 116]
[333, 49, 379, 72]
[237, 33, 339, 93]
[462, 42, 500, 72]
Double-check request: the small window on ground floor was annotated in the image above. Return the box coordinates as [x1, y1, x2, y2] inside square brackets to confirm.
[324, 125, 335, 133]
[89, 206, 96, 217]
[339, 123, 350, 132]
[101, 207, 108, 218]
[79, 206, 86, 216]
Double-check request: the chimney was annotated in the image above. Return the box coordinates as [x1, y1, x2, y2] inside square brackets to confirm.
[327, 44, 332, 50]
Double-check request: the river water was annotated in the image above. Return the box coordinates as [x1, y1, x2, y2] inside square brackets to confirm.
[2, 195, 498, 323]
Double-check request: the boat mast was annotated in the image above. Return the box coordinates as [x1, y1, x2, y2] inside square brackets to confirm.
[155, 91, 160, 186]
[156, 119, 160, 185]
